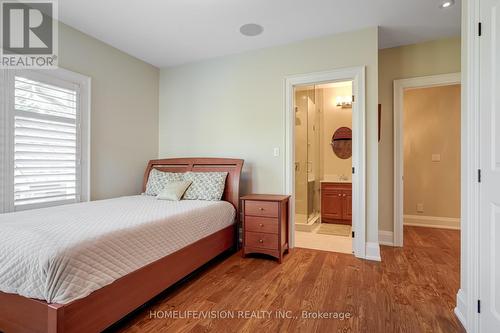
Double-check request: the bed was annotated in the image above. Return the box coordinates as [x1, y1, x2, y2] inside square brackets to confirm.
[0, 157, 243, 333]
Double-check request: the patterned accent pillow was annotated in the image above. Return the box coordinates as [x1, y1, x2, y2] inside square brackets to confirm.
[144, 169, 183, 196]
[182, 171, 228, 201]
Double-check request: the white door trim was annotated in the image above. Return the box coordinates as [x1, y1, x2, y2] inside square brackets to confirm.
[284, 66, 368, 260]
[462, 0, 486, 332]
[454, 0, 481, 331]
[393, 72, 461, 247]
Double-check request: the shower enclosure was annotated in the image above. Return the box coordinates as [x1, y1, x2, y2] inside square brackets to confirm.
[294, 85, 321, 226]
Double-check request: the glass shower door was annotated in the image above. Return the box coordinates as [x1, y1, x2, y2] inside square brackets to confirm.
[307, 86, 321, 223]
[294, 86, 310, 224]
[295, 85, 321, 225]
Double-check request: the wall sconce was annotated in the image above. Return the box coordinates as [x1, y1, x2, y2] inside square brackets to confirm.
[335, 96, 352, 109]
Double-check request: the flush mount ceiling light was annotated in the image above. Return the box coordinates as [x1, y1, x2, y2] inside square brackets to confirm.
[239, 23, 264, 37]
[439, 0, 455, 8]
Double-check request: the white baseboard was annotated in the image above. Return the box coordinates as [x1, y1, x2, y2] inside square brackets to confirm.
[379, 230, 394, 246]
[365, 242, 381, 261]
[404, 215, 460, 230]
[454, 289, 467, 330]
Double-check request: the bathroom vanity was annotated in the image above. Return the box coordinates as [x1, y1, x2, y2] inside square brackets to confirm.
[320, 181, 352, 225]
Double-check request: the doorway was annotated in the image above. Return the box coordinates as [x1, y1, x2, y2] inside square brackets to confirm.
[284, 67, 368, 259]
[393, 73, 461, 246]
[293, 82, 354, 254]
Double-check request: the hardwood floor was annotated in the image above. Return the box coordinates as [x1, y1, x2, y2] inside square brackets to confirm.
[109, 226, 464, 333]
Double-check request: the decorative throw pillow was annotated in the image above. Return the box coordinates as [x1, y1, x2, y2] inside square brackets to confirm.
[182, 171, 228, 201]
[144, 169, 183, 196]
[156, 180, 192, 201]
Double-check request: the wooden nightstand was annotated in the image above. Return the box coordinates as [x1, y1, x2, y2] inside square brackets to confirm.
[241, 194, 290, 263]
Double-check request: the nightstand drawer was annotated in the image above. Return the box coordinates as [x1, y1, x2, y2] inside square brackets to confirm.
[245, 200, 279, 217]
[245, 216, 278, 234]
[245, 231, 278, 250]
[240, 194, 290, 263]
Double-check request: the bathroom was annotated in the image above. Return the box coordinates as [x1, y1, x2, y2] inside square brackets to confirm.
[294, 81, 353, 253]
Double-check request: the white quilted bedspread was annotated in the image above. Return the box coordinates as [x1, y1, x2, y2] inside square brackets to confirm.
[0, 196, 235, 304]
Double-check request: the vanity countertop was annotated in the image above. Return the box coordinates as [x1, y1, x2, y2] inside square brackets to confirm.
[320, 175, 352, 183]
[320, 180, 352, 184]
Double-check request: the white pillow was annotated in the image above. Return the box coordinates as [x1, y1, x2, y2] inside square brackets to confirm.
[144, 169, 183, 196]
[156, 180, 192, 201]
[182, 171, 228, 201]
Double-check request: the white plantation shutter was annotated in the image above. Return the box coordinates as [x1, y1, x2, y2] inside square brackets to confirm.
[0, 70, 6, 213]
[1, 69, 90, 212]
[14, 76, 79, 208]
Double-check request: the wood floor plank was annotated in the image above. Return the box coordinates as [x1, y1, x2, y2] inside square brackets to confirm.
[108, 226, 465, 333]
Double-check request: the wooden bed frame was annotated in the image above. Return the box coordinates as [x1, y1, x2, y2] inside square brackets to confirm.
[0, 158, 244, 333]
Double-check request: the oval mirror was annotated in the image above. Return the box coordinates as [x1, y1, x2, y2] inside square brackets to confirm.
[331, 127, 352, 159]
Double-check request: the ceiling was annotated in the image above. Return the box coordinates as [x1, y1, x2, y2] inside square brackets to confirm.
[58, 0, 461, 68]
[316, 81, 352, 89]
[295, 81, 352, 91]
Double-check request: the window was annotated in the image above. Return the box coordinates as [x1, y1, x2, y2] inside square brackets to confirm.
[1, 69, 90, 212]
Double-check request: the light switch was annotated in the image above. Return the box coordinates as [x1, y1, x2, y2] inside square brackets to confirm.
[432, 154, 441, 162]
[273, 147, 280, 157]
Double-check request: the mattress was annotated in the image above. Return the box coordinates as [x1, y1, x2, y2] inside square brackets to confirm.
[0, 195, 235, 304]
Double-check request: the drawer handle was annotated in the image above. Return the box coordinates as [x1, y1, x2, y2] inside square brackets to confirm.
[259, 207, 264, 211]
[259, 239, 264, 243]
[259, 223, 264, 227]
[338, 194, 341, 197]
[343, 194, 346, 197]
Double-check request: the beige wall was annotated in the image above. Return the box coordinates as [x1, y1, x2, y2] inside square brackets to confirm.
[321, 85, 353, 179]
[58, 23, 159, 200]
[403, 85, 461, 218]
[159, 27, 379, 242]
[378, 37, 461, 232]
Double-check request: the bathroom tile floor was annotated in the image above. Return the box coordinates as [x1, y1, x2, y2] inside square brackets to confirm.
[295, 223, 353, 254]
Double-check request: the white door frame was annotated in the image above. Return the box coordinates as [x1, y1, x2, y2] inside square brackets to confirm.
[393, 72, 461, 247]
[454, 0, 481, 331]
[284, 66, 367, 259]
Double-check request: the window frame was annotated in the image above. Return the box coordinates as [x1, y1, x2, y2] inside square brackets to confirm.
[0, 68, 91, 212]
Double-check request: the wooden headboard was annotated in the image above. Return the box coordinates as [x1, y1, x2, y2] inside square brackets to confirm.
[143, 157, 244, 213]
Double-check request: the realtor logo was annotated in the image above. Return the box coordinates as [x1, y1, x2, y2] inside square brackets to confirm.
[1, 0, 58, 68]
